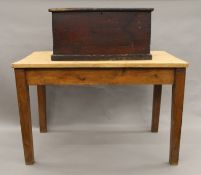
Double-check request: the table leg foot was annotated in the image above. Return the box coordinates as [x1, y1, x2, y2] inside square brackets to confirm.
[25, 160, 35, 165]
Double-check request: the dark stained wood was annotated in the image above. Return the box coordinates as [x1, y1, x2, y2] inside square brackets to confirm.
[49, 8, 154, 61]
[26, 68, 174, 85]
[151, 85, 162, 132]
[51, 54, 152, 61]
[169, 68, 186, 165]
[37, 85, 47, 133]
[15, 69, 34, 165]
[49, 8, 154, 12]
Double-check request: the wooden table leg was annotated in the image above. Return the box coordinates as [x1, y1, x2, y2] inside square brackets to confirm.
[15, 69, 34, 165]
[169, 68, 186, 165]
[37, 85, 47, 133]
[151, 85, 162, 132]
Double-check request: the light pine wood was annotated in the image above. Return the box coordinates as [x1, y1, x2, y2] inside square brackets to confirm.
[12, 51, 188, 68]
[37, 85, 47, 133]
[15, 69, 34, 165]
[169, 68, 186, 165]
[151, 85, 162, 132]
[26, 68, 174, 85]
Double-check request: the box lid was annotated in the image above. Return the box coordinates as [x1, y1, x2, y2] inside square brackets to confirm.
[48, 8, 154, 12]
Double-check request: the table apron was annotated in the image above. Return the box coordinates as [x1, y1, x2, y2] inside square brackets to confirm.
[24, 68, 175, 85]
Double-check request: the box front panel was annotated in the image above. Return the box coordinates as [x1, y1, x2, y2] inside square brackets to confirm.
[52, 11, 151, 56]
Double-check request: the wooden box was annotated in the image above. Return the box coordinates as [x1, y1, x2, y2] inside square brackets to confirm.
[49, 8, 154, 61]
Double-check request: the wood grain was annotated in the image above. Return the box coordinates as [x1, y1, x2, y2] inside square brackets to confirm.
[50, 9, 152, 60]
[49, 8, 154, 12]
[12, 51, 189, 68]
[26, 68, 174, 85]
[151, 85, 162, 132]
[15, 69, 34, 165]
[169, 68, 186, 165]
[37, 85, 47, 133]
[13, 57, 187, 165]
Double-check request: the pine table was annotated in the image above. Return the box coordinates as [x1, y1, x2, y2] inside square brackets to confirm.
[12, 51, 188, 165]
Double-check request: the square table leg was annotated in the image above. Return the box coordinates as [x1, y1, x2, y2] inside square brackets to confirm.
[15, 69, 34, 165]
[151, 84, 162, 132]
[37, 85, 47, 133]
[169, 68, 186, 165]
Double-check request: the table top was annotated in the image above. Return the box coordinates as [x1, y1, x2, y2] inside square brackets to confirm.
[12, 51, 188, 68]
